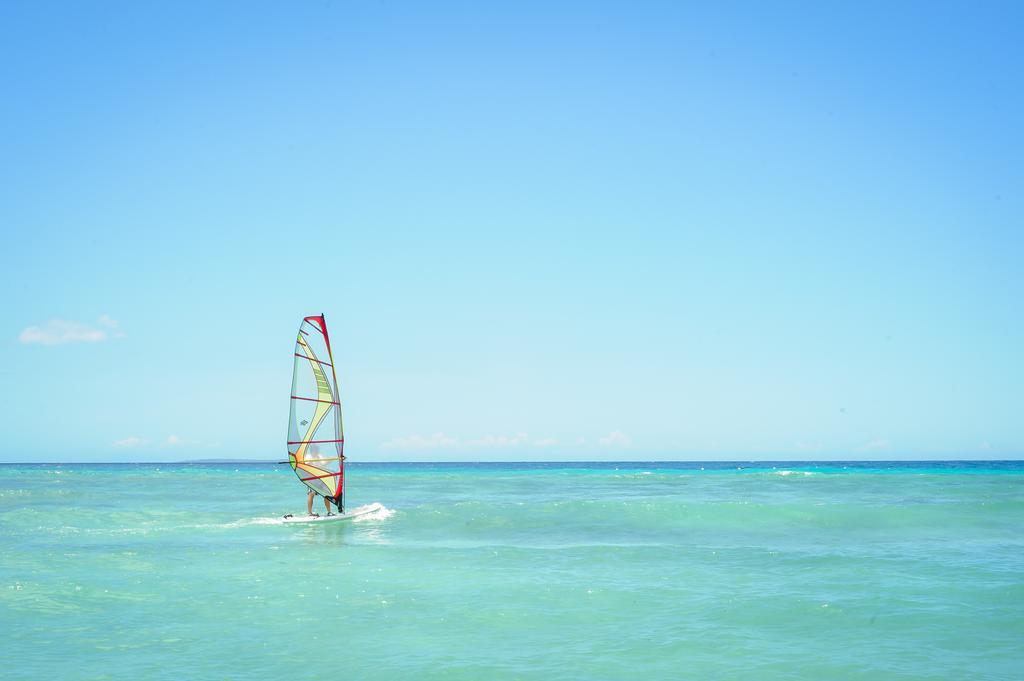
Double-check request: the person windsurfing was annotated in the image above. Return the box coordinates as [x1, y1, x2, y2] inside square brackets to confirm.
[306, 489, 335, 517]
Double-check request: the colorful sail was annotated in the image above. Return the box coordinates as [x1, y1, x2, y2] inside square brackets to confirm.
[287, 314, 345, 510]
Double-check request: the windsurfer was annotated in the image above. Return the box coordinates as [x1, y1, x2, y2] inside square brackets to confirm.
[307, 489, 334, 516]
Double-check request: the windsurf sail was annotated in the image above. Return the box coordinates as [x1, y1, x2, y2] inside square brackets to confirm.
[287, 314, 345, 511]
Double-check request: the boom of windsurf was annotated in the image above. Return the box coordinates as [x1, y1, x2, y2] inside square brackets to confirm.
[280, 314, 347, 518]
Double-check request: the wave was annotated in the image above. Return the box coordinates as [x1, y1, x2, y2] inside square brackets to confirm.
[0, 503, 396, 537]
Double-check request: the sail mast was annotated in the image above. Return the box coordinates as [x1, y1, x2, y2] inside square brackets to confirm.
[321, 313, 345, 510]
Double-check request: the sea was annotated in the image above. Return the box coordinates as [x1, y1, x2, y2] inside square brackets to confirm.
[1, 461, 1022, 680]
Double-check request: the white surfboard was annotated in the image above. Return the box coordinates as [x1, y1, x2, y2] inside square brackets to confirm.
[281, 502, 385, 524]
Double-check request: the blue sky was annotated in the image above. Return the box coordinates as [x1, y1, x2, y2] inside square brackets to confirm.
[1, 1, 1021, 462]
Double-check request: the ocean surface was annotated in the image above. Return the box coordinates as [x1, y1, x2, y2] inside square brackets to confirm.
[1, 461, 1022, 680]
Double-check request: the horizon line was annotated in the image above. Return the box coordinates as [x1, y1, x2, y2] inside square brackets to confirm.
[1, 458, 1022, 465]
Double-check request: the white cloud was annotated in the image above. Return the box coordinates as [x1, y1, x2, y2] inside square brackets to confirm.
[19, 315, 123, 346]
[381, 432, 459, 451]
[381, 432, 563, 451]
[860, 439, 891, 451]
[465, 432, 529, 447]
[113, 436, 147, 448]
[598, 430, 632, 448]
[114, 434, 195, 449]
[161, 434, 202, 447]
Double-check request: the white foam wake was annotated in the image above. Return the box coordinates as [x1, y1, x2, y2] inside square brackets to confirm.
[238, 502, 394, 526]
[351, 502, 395, 522]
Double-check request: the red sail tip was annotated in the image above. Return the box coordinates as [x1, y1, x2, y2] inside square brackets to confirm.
[303, 316, 327, 336]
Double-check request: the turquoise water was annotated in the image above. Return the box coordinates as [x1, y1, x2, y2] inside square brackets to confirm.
[2, 461, 1022, 680]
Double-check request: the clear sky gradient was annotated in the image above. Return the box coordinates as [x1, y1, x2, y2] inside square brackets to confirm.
[1, 1, 1021, 461]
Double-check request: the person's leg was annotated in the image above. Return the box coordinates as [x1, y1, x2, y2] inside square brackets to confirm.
[307, 489, 314, 515]
[323, 495, 332, 515]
